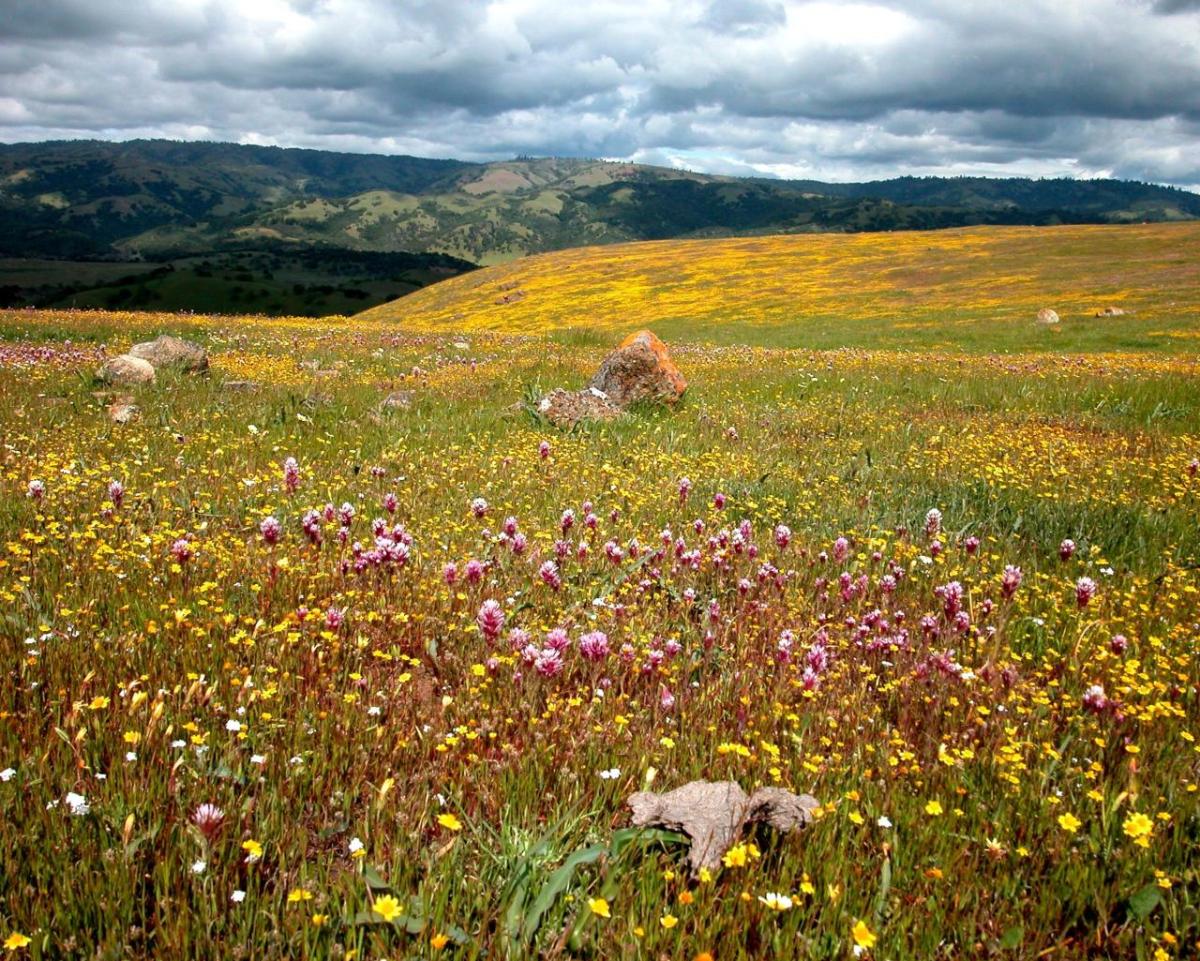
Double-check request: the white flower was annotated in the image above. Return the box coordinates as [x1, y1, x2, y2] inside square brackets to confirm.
[125, 751, 137, 763]
[0, 767, 14, 782]
[191, 860, 206, 874]
[226, 719, 241, 732]
[348, 837, 364, 855]
[170, 739, 186, 748]
[65, 792, 89, 816]
[758, 892, 793, 911]
[231, 890, 246, 903]
[877, 816, 893, 828]
[250, 754, 266, 765]
[598, 768, 621, 780]
[367, 706, 381, 716]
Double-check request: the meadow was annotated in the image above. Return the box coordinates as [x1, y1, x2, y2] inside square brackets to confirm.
[0, 223, 1198, 960]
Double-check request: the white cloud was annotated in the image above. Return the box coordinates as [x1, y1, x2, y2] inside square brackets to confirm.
[0, 0, 1198, 184]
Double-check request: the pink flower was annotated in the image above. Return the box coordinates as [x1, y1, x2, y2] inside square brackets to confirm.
[964, 536, 980, 556]
[538, 440, 551, 460]
[477, 599, 505, 641]
[924, 508, 942, 537]
[713, 492, 726, 509]
[442, 562, 458, 585]
[534, 648, 563, 677]
[545, 628, 571, 652]
[660, 686, 676, 710]
[833, 537, 850, 563]
[26, 479, 45, 500]
[325, 607, 345, 631]
[774, 524, 791, 549]
[471, 497, 489, 519]
[301, 510, 323, 545]
[539, 560, 562, 591]
[677, 477, 692, 502]
[579, 631, 610, 661]
[1082, 684, 1108, 714]
[282, 457, 301, 493]
[503, 516, 519, 537]
[560, 509, 575, 533]
[1059, 538, 1076, 561]
[338, 502, 355, 527]
[171, 538, 194, 564]
[107, 480, 125, 508]
[1000, 565, 1022, 600]
[259, 515, 282, 546]
[1110, 633, 1129, 654]
[1075, 576, 1097, 608]
[383, 492, 398, 514]
[191, 803, 225, 841]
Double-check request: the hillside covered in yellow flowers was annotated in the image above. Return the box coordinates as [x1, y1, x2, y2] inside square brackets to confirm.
[359, 223, 1200, 352]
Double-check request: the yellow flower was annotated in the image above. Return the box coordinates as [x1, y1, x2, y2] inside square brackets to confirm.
[88, 695, 110, 710]
[241, 839, 263, 862]
[852, 919, 877, 949]
[436, 812, 463, 832]
[660, 914, 678, 929]
[311, 914, 328, 928]
[1123, 812, 1154, 846]
[373, 895, 403, 922]
[1058, 812, 1082, 834]
[849, 810, 865, 825]
[3, 933, 32, 952]
[430, 933, 449, 950]
[587, 897, 611, 918]
[924, 800, 943, 816]
[287, 889, 313, 903]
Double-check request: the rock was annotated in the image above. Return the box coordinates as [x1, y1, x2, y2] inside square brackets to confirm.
[451, 341, 470, 351]
[96, 355, 156, 386]
[495, 289, 526, 305]
[222, 380, 261, 392]
[107, 398, 140, 424]
[1095, 306, 1126, 317]
[1036, 308, 1060, 324]
[628, 780, 818, 875]
[589, 330, 687, 407]
[537, 387, 624, 428]
[381, 390, 415, 410]
[128, 334, 208, 372]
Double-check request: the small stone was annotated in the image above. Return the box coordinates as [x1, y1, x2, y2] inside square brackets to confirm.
[1036, 308, 1060, 324]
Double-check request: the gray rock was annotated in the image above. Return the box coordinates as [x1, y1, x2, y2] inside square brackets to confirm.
[1036, 308, 1060, 324]
[129, 334, 208, 372]
[628, 780, 818, 875]
[96, 355, 156, 386]
[537, 387, 624, 427]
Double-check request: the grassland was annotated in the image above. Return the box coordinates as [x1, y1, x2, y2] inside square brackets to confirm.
[361, 223, 1200, 353]
[0, 223, 1198, 960]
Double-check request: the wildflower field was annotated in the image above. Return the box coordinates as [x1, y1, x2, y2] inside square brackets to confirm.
[1, 224, 1199, 960]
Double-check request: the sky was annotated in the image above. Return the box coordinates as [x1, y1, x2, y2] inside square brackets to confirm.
[2, 0, 1199, 185]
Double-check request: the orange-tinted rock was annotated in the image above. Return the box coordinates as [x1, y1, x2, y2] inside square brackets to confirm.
[589, 330, 686, 407]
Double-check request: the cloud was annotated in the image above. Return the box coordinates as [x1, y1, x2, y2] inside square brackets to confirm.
[1, 0, 1198, 186]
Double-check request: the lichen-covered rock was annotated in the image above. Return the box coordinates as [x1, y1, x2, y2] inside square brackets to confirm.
[107, 398, 140, 424]
[537, 387, 624, 428]
[129, 335, 209, 372]
[96, 354, 156, 386]
[381, 390, 415, 410]
[589, 330, 686, 407]
[1036, 308, 1060, 324]
[628, 780, 818, 874]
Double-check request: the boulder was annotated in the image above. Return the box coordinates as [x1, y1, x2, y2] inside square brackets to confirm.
[589, 330, 686, 406]
[628, 780, 818, 875]
[1036, 308, 1060, 324]
[96, 355, 156, 386]
[1095, 306, 1126, 317]
[129, 335, 208, 372]
[538, 387, 624, 428]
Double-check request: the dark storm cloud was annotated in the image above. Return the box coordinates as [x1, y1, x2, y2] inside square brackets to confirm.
[1, 0, 1199, 186]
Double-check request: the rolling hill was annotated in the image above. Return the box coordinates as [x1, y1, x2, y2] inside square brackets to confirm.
[356, 222, 1200, 353]
[2, 140, 1198, 267]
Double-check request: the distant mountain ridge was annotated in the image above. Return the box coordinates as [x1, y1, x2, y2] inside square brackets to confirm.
[2, 139, 1198, 266]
